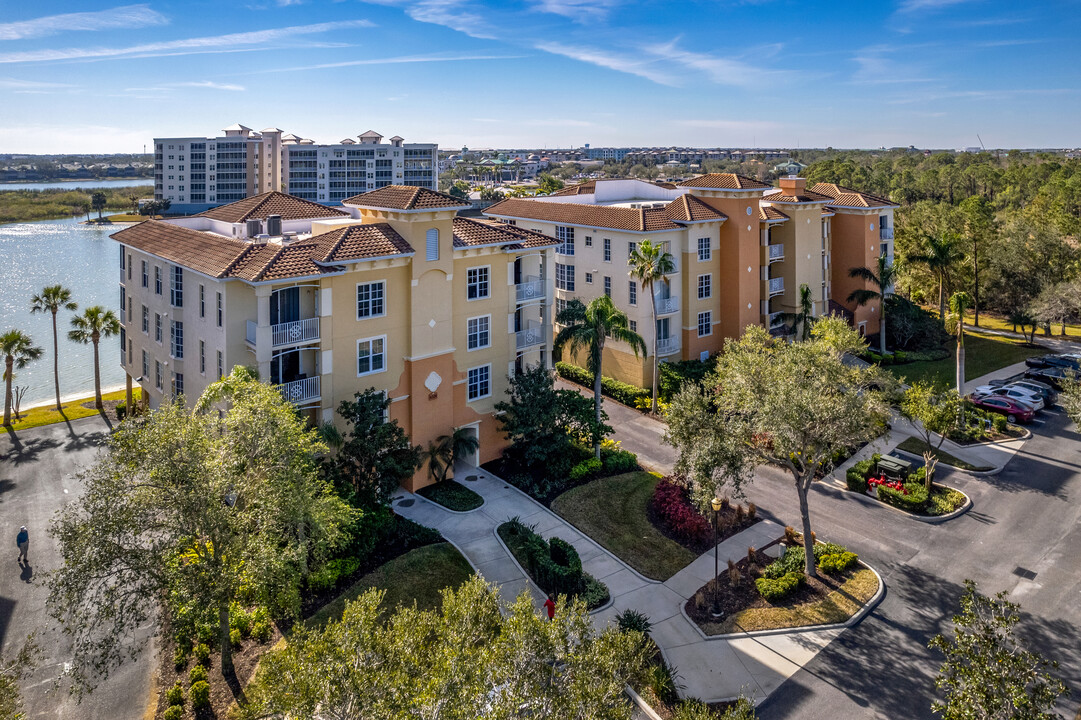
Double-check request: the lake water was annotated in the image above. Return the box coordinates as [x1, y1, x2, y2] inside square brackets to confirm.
[0, 214, 126, 407]
[0, 178, 152, 192]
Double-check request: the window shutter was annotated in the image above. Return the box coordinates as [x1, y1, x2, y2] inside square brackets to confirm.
[426, 228, 439, 261]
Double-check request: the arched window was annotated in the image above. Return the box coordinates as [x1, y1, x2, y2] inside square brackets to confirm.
[426, 228, 439, 261]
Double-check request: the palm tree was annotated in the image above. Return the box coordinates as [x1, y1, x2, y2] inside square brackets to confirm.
[68, 306, 121, 410]
[909, 233, 963, 327]
[555, 296, 646, 459]
[2, 330, 43, 426]
[777, 283, 816, 341]
[848, 255, 898, 356]
[30, 285, 78, 411]
[949, 292, 972, 394]
[421, 427, 481, 483]
[628, 239, 676, 412]
[91, 191, 107, 220]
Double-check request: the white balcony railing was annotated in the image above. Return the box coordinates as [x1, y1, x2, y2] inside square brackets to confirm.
[768, 243, 784, 261]
[279, 376, 320, 404]
[516, 321, 544, 350]
[657, 336, 680, 356]
[246, 320, 257, 344]
[654, 294, 679, 315]
[272, 317, 320, 348]
[768, 277, 784, 296]
[768, 311, 785, 328]
[880, 227, 894, 240]
[516, 276, 545, 303]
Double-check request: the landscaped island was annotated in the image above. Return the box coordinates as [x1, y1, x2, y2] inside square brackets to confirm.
[0, 185, 153, 224]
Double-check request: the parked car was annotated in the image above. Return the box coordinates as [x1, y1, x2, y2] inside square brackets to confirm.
[1003, 380, 1058, 405]
[1024, 367, 1076, 390]
[1025, 354, 1080, 370]
[969, 395, 1036, 424]
[972, 385, 1045, 411]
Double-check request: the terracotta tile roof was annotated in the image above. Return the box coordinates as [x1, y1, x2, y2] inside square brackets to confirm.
[763, 188, 833, 204]
[230, 241, 343, 282]
[317, 223, 414, 262]
[759, 206, 789, 221]
[810, 183, 898, 208]
[111, 221, 257, 278]
[342, 185, 469, 211]
[550, 181, 596, 196]
[196, 191, 348, 223]
[485, 198, 684, 233]
[452, 217, 558, 249]
[664, 194, 727, 223]
[677, 173, 771, 190]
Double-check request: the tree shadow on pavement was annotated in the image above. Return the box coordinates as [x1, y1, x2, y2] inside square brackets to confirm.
[0, 431, 62, 466]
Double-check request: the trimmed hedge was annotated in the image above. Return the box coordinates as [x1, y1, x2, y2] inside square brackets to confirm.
[498, 518, 609, 607]
[818, 551, 858, 574]
[877, 482, 929, 513]
[556, 361, 650, 408]
[569, 457, 603, 482]
[756, 571, 805, 601]
[601, 447, 639, 474]
[650, 477, 712, 547]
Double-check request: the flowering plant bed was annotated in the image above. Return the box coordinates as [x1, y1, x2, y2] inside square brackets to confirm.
[846, 454, 968, 517]
[648, 475, 760, 554]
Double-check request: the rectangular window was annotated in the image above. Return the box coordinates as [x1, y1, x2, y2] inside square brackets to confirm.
[155, 314, 162, 343]
[141, 261, 148, 288]
[173, 373, 184, 397]
[199, 285, 205, 318]
[555, 226, 575, 255]
[467, 267, 490, 300]
[604, 276, 611, 297]
[170, 321, 184, 359]
[217, 350, 224, 380]
[120, 285, 126, 312]
[585, 272, 593, 284]
[120, 328, 126, 365]
[584, 235, 592, 247]
[142, 350, 148, 378]
[698, 311, 712, 337]
[357, 336, 386, 376]
[170, 266, 183, 307]
[467, 365, 491, 401]
[154, 266, 162, 295]
[357, 281, 386, 318]
[555, 298, 568, 317]
[629, 281, 637, 306]
[603, 238, 611, 262]
[120, 246, 126, 271]
[142, 306, 148, 334]
[628, 241, 636, 261]
[629, 320, 637, 333]
[698, 237, 711, 262]
[555, 263, 575, 291]
[127, 254, 132, 280]
[199, 340, 206, 374]
[698, 274, 712, 300]
[216, 292, 223, 327]
[155, 361, 163, 391]
[426, 228, 439, 261]
[467, 316, 490, 350]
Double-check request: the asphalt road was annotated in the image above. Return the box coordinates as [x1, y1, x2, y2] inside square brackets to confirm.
[0, 414, 153, 720]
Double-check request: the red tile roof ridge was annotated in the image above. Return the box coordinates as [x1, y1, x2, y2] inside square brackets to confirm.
[195, 191, 348, 223]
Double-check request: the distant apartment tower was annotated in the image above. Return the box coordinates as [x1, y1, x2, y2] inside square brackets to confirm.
[154, 124, 438, 214]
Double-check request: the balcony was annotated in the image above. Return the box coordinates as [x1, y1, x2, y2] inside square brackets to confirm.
[768, 277, 784, 296]
[768, 311, 785, 328]
[768, 244, 784, 262]
[516, 276, 545, 303]
[657, 336, 680, 356]
[654, 294, 680, 315]
[880, 227, 894, 240]
[246, 318, 321, 348]
[516, 321, 544, 351]
[279, 376, 320, 405]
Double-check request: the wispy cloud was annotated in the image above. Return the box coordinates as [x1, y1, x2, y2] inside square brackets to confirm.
[535, 42, 678, 85]
[0, 20, 373, 64]
[896, 0, 974, 13]
[361, 0, 495, 39]
[643, 39, 791, 87]
[974, 38, 1045, 47]
[249, 52, 524, 74]
[851, 44, 938, 84]
[169, 81, 246, 91]
[530, 0, 621, 22]
[0, 4, 168, 41]
[0, 78, 72, 89]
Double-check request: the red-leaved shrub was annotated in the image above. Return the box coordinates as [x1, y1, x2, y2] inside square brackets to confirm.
[650, 477, 712, 546]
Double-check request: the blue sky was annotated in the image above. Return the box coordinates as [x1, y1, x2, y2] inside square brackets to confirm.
[1, 0, 1078, 153]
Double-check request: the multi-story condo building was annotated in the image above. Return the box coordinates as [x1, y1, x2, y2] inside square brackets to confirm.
[113, 187, 556, 490]
[484, 175, 896, 387]
[154, 125, 438, 215]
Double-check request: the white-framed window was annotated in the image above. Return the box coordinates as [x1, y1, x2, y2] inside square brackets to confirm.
[426, 228, 439, 261]
[199, 340, 206, 374]
[556, 226, 575, 255]
[467, 315, 491, 350]
[155, 361, 163, 391]
[216, 292, 223, 327]
[357, 336, 386, 376]
[170, 321, 184, 359]
[199, 285, 205, 318]
[127, 253, 132, 281]
[155, 313, 162, 343]
[585, 272, 593, 284]
[120, 328, 126, 365]
[173, 372, 184, 397]
[357, 281, 386, 318]
[217, 350, 224, 379]
[698, 273, 712, 300]
[120, 285, 126, 312]
[141, 261, 148, 288]
[603, 238, 611, 262]
[698, 311, 712, 337]
[629, 281, 637, 306]
[154, 266, 162, 295]
[467, 266, 490, 300]
[628, 241, 636, 261]
[584, 235, 593, 247]
[170, 266, 183, 307]
[698, 237, 711, 262]
[467, 364, 491, 401]
[604, 276, 611, 297]
[555, 263, 574, 291]
[555, 297, 568, 317]
[120, 246, 126, 271]
[629, 320, 637, 333]
[142, 350, 148, 378]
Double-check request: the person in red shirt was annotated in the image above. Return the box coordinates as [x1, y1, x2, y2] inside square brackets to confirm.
[544, 596, 556, 621]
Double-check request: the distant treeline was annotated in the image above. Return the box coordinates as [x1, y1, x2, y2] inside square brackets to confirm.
[0, 186, 154, 225]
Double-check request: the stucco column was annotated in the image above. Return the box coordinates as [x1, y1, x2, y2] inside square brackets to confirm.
[125, 373, 132, 410]
[255, 285, 274, 381]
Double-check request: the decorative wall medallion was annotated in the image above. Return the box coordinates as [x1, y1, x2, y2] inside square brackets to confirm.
[424, 371, 442, 393]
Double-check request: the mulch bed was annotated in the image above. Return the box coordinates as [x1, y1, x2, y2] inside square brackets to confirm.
[80, 397, 124, 419]
[949, 424, 1027, 446]
[683, 544, 854, 627]
[646, 496, 761, 556]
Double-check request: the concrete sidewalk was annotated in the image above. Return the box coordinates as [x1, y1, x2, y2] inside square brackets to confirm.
[393, 468, 849, 704]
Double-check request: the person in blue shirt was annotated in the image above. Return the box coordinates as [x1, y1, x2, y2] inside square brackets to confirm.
[16, 526, 28, 564]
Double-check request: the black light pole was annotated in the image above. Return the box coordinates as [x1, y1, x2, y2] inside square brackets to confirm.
[711, 496, 723, 618]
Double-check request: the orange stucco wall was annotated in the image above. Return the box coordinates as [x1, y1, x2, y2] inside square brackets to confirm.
[829, 212, 881, 336]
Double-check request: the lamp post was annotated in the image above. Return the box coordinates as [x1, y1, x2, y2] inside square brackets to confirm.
[711, 496, 723, 618]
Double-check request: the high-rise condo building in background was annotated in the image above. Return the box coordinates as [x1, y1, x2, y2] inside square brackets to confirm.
[154, 124, 439, 214]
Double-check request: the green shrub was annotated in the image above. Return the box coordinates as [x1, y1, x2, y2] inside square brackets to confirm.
[251, 620, 272, 643]
[165, 681, 184, 707]
[189, 664, 208, 686]
[193, 643, 211, 666]
[555, 361, 650, 407]
[569, 457, 603, 482]
[498, 521, 607, 607]
[763, 546, 805, 579]
[196, 623, 215, 645]
[646, 661, 680, 705]
[172, 647, 188, 671]
[229, 628, 242, 649]
[892, 350, 907, 363]
[846, 468, 868, 492]
[307, 555, 364, 593]
[928, 486, 967, 516]
[163, 706, 183, 720]
[229, 604, 253, 638]
[673, 699, 715, 720]
[756, 571, 804, 601]
[812, 542, 849, 560]
[601, 447, 639, 474]
[616, 608, 652, 634]
[877, 482, 929, 513]
[658, 358, 716, 401]
[818, 551, 858, 574]
[190, 680, 210, 709]
[866, 351, 883, 364]
[115, 401, 127, 421]
[579, 573, 610, 609]
[993, 414, 1008, 432]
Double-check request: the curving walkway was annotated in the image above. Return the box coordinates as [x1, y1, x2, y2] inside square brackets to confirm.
[393, 468, 859, 704]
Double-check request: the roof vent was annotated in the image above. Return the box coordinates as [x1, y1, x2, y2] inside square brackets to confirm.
[266, 214, 282, 236]
[253, 234, 271, 245]
[245, 219, 262, 238]
[281, 231, 299, 244]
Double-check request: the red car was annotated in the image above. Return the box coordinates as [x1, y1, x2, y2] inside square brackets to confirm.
[969, 394, 1035, 424]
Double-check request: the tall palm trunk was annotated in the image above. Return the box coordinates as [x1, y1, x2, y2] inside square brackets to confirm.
[92, 331, 102, 409]
[593, 338, 604, 460]
[649, 290, 659, 413]
[51, 309, 61, 411]
[879, 303, 887, 355]
[956, 329, 965, 395]
[3, 356, 12, 426]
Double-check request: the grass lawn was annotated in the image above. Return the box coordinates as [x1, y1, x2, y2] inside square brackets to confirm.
[417, 479, 484, 511]
[929, 307, 1081, 340]
[307, 543, 473, 627]
[87, 213, 147, 223]
[5, 388, 139, 431]
[551, 471, 696, 581]
[886, 332, 1048, 387]
[702, 568, 880, 635]
[895, 437, 993, 472]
